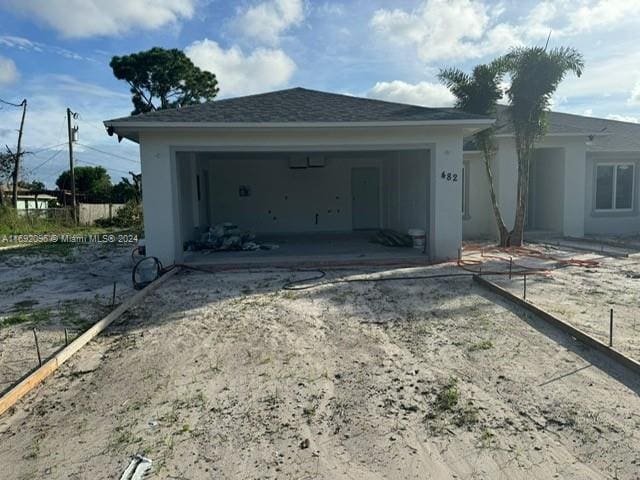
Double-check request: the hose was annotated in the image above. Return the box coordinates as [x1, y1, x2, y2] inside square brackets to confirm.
[282, 270, 475, 291]
[154, 242, 601, 292]
[132, 256, 166, 290]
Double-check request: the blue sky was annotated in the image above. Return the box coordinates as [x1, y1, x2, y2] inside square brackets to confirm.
[0, 0, 639, 187]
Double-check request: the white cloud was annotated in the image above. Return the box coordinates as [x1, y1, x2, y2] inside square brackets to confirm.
[0, 75, 137, 186]
[370, 0, 523, 63]
[0, 35, 92, 61]
[606, 114, 639, 124]
[233, 0, 304, 45]
[521, 0, 640, 37]
[627, 81, 640, 106]
[0, 56, 19, 85]
[1, 0, 195, 38]
[369, 0, 640, 65]
[556, 50, 640, 99]
[185, 39, 296, 97]
[0, 35, 42, 51]
[316, 2, 345, 16]
[568, 0, 640, 33]
[367, 80, 455, 107]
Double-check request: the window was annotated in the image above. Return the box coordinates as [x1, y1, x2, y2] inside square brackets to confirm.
[595, 163, 635, 211]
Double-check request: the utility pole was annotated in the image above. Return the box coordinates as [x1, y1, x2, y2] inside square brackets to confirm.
[5, 98, 27, 209]
[67, 107, 77, 223]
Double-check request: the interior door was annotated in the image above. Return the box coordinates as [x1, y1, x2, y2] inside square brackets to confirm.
[351, 167, 380, 230]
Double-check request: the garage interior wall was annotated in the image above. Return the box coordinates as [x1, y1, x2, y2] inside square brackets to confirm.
[176, 150, 430, 242]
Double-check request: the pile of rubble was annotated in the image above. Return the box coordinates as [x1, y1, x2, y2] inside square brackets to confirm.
[185, 223, 266, 252]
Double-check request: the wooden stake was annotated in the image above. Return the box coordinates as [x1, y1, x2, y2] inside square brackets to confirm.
[473, 275, 640, 376]
[0, 267, 179, 417]
[609, 309, 614, 347]
[32, 328, 41, 367]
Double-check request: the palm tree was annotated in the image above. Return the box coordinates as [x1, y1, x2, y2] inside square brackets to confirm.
[503, 46, 584, 245]
[439, 60, 510, 246]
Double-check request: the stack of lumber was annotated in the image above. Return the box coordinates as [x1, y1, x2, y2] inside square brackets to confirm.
[370, 229, 413, 247]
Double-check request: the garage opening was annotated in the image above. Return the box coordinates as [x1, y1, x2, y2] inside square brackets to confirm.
[176, 149, 431, 265]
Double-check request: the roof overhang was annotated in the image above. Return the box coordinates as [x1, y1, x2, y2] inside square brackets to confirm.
[104, 119, 495, 143]
[495, 132, 611, 138]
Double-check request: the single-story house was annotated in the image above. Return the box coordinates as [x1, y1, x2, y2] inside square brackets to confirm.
[15, 193, 57, 211]
[104, 87, 640, 265]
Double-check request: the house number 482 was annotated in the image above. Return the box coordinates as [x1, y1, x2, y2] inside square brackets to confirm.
[441, 171, 459, 182]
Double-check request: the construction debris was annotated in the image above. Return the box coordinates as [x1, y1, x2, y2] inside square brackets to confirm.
[184, 223, 270, 252]
[370, 229, 413, 248]
[119, 455, 152, 480]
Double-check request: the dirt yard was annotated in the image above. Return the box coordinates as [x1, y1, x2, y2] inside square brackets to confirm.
[1, 250, 640, 479]
[0, 243, 134, 389]
[470, 243, 640, 361]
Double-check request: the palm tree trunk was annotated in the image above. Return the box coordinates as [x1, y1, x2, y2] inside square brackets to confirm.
[482, 151, 510, 246]
[510, 148, 532, 246]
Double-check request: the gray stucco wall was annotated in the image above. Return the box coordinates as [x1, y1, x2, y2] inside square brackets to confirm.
[528, 148, 565, 233]
[462, 153, 495, 239]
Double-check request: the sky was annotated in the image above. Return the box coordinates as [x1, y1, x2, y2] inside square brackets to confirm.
[0, 0, 639, 187]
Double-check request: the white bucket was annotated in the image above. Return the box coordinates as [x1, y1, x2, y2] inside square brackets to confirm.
[407, 228, 426, 250]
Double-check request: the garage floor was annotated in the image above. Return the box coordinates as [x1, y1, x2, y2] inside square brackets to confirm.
[183, 231, 429, 268]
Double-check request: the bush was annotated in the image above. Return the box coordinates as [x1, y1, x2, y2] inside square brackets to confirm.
[96, 200, 143, 232]
[0, 205, 74, 235]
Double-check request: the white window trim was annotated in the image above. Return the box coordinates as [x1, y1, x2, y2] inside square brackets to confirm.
[594, 162, 635, 212]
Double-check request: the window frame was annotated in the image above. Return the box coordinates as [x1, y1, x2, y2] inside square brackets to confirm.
[594, 162, 635, 213]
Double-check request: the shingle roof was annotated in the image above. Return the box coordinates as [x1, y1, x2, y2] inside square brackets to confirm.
[464, 105, 640, 152]
[105, 87, 489, 124]
[495, 105, 608, 136]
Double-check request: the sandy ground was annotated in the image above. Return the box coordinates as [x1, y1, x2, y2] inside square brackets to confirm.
[0, 244, 134, 389]
[469, 244, 640, 361]
[1, 260, 639, 479]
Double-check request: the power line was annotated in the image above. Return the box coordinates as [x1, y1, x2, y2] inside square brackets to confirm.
[76, 115, 109, 134]
[26, 148, 65, 175]
[0, 98, 25, 108]
[76, 142, 139, 163]
[27, 142, 68, 155]
[75, 157, 132, 175]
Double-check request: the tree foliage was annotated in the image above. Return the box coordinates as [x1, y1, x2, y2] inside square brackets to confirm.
[111, 176, 139, 203]
[56, 166, 112, 203]
[438, 59, 511, 245]
[0, 151, 12, 184]
[439, 45, 583, 247]
[503, 46, 584, 245]
[0, 151, 12, 206]
[110, 47, 219, 115]
[18, 180, 45, 191]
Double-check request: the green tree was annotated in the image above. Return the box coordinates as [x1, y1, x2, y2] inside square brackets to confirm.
[439, 60, 510, 246]
[18, 180, 45, 191]
[56, 166, 112, 203]
[111, 176, 139, 203]
[503, 46, 584, 245]
[0, 151, 13, 206]
[110, 47, 219, 115]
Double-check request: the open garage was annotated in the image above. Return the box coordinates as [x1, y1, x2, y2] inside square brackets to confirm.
[104, 88, 493, 265]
